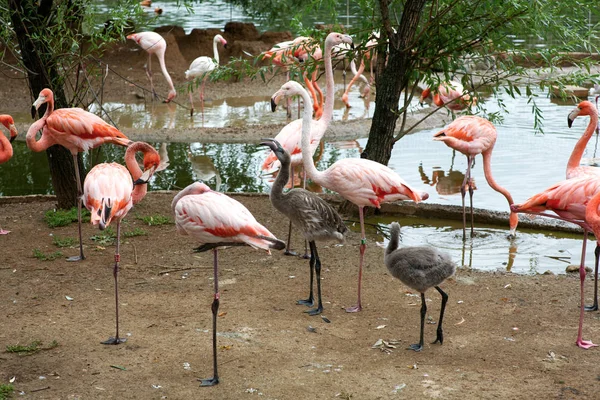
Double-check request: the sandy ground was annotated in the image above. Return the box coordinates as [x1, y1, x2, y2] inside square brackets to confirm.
[1, 193, 600, 400]
[2, 25, 600, 400]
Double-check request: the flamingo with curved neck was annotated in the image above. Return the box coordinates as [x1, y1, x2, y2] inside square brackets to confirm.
[0, 115, 17, 234]
[127, 32, 177, 102]
[83, 141, 167, 345]
[26, 88, 131, 261]
[185, 34, 228, 118]
[272, 80, 428, 312]
[433, 116, 518, 239]
[566, 100, 600, 178]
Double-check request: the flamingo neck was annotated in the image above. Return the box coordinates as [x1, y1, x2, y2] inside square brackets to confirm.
[156, 48, 176, 97]
[299, 88, 322, 183]
[567, 111, 599, 178]
[125, 142, 148, 204]
[213, 38, 220, 64]
[482, 150, 518, 235]
[270, 153, 290, 204]
[321, 36, 335, 125]
[0, 128, 12, 164]
[26, 100, 54, 153]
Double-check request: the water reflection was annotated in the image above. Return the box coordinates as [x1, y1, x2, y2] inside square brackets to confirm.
[418, 151, 471, 196]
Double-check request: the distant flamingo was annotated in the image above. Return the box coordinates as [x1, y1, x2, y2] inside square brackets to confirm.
[272, 80, 428, 313]
[433, 116, 518, 239]
[263, 32, 353, 257]
[260, 138, 347, 315]
[185, 34, 228, 117]
[0, 115, 17, 234]
[420, 81, 476, 111]
[127, 32, 177, 102]
[172, 182, 285, 386]
[83, 141, 167, 344]
[26, 88, 131, 261]
[341, 58, 370, 109]
[384, 222, 456, 351]
[566, 101, 600, 179]
[511, 176, 600, 349]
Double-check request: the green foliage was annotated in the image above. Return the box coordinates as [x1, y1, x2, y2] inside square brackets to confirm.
[137, 215, 172, 226]
[124, 227, 148, 237]
[32, 249, 63, 261]
[90, 227, 117, 245]
[0, 384, 13, 400]
[44, 208, 90, 228]
[5, 340, 58, 355]
[52, 236, 76, 248]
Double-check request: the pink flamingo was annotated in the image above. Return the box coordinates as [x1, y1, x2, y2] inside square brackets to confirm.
[127, 32, 177, 102]
[83, 141, 167, 344]
[172, 182, 284, 386]
[263, 32, 353, 256]
[0, 115, 17, 234]
[185, 34, 228, 117]
[341, 58, 370, 109]
[26, 88, 132, 261]
[433, 116, 518, 239]
[272, 80, 428, 312]
[511, 176, 600, 348]
[566, 100, 600, 179]
[420, 81, 476, 111]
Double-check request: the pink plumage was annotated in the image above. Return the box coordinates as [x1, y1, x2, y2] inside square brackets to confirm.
[0, 114, 17, 234]
[566, 101, 600, 179]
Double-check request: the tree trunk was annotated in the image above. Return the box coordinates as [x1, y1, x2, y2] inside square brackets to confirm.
[9, 0, 84, 209]
[364, 0, 428, 166]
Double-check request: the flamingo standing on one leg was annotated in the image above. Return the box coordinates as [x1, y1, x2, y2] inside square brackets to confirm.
[172, 182, 285, 386]
[511, 175, 600, 349]
[26, 88, 132, 261]
[433, 116, 518, 239]
[260, 138, 348, 315]
[271, 80, 428, 313]
[263, 32, 354, 257]
[83, 141, 167, 344]
[384, 222, 456, 351]
[185, 34, 228, 118]
[127, 32, 177, 102]
[0, 115, 17, 234]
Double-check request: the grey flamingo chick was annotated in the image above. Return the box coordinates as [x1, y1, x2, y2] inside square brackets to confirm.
[260, 138, 348, 315]
[384, 222, 456, 351]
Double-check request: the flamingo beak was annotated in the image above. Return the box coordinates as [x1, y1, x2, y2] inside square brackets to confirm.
[134, 166, 156, 186]
[9, 124, 17, 143]
[259, 138, 278, 151]
[33, 95, 46, 110]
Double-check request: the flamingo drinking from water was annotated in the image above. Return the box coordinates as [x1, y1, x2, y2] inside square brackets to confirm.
[26, 88, 132, 261]
[185, 34, 228, 117]
[433, 116, 518, 239]
[263, 32, 353, 257]
[511, 175, 600, 348]
[127, 31, 177, 102]
[83, 141, 167, 344]
[271, 80, 428, 312]
[420, 81, 476, 111]
[0, 115, 17, 234]
[172, 182, 285, 386]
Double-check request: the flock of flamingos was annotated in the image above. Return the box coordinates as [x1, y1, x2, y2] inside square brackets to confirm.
[3, 30, 600, 386]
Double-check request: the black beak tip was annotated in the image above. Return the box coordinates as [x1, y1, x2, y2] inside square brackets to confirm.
[133, 178, 147, 186]
[271, 98, 277, 112]
[224, 43, 228, 49]
[567, 118, 573, 128]
[9, 136, 16, 143]
[30, 105, 36, 119]
[351, 43, 355, 49]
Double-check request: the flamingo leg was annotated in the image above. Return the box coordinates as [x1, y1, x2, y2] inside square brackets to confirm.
[284, 165, 298, 257]
[346, 206, 365, 313]
[189, 87, 195, 117]
[432, 286, 448, 345]
[200, 248, 220, 386]
[67, 154, 85, 262]
[408, 293, 426, 352]
[467, 156, 475, 236]
[102, 220, 126, 345]
[200, 78, 207, 121]
[459, 159, 469, 241]
[585, 244, 600, 311]
[297, 241, 315, 307]
[145, 53, 157, 100]
[306, 241, 323, 315]
[576, 231, 597, 349]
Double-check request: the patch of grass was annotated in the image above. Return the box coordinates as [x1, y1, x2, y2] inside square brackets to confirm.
[44, 207, 90, 228]
[5, 340, 58, 356]
[137, 214, 173, 226]
[52, 236, 76, 248]
[124, 227, 148, 237]
[0, 384, 13, 400]
[90, 227, 116, 246]
[33, 249, 63, 261]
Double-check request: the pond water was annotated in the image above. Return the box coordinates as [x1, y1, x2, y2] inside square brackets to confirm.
[3, 71, 599, 275]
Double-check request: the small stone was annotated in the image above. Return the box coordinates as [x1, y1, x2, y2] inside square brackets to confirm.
[543, 270, 554, 275]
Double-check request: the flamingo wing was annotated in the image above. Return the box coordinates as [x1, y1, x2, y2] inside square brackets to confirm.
[83, 163, 133, 228]
[262, 119, 324, 171]
[434, 116, 496, 155]
[185, 57, 217, 79]
[323, 158, 425, 207]
[174, 191, 279, 251]
[129, 32, 166, 54]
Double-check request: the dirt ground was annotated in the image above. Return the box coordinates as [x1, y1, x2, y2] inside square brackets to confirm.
[1, 193, 600, 400]
[2, 24, 600, 400]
